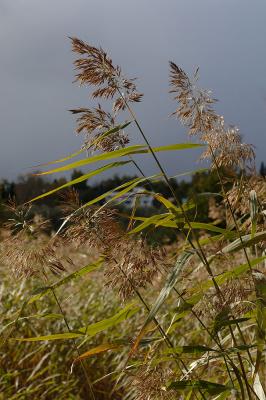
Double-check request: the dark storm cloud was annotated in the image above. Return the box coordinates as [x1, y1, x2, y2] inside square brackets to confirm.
[1, 0, 266, 181]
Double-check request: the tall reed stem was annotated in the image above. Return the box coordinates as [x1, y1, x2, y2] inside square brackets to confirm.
[94, 236, 206, 399]
[49, 285, 95, 400]
[120, 95, 254, 399]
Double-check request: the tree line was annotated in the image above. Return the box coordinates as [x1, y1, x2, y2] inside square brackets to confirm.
[1, 163, 265, 239]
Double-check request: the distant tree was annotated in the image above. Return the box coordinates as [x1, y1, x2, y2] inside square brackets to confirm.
[91, 175, 138, 200]
[183, 171, 221, 223]
[147, 178, 180, 199]
[259, 162, 266, 177]
[71, 169, 88, 191]
[0, 179, 15, 200]
[14, 173, 66, 204]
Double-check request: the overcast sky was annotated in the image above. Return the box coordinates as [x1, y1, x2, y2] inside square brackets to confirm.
[0, 0, 266, 182]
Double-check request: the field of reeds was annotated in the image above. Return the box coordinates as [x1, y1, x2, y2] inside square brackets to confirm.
[0, 37, 265, 399]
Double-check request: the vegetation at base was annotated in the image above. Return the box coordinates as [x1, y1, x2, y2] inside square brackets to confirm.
[0, 169, 240, 243]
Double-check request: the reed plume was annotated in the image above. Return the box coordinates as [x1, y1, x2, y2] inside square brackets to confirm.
[1, 203, 67, 278]
[169, 62, 255, 169]
[60, 192, 168, 301]
[105, 238, 168, 301]
[69, 105, 129, 152]
[70, 37, 143, 112]
[131, 366, 176, 400]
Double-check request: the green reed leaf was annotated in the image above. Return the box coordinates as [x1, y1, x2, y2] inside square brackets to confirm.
[164, 345, 215, 355]
[80, 177, 144, 209]
[74, 343, 123, 362]
[249, 190, 258, 238]
[89, 122, 132, 148]
[133, 250, 194, 346]
[152, 143, 204, 152]
[14, 304, 139, 342]
[128, 213, 172, 234]
[79, 303, 139, 337]
[222, 231, 266, 253]
[252, 270, 266, 375]
[15, 332, 84, 342]
[168, 380, 232, 395]
[101, 174, 160, 208]
[30, 161, 131, 202]
[37, 143, 204, 175]
[31, 122, 132, 169]
[191, 256, 266, 295]
[52, 257, 104, 290]
[27, 257, 104, 304]
[33, 148, 85, 168]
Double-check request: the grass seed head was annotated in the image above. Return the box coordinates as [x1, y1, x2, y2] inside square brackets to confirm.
[70, 105, 129, 152]
[105, 238, 168, 301]
[131, 366, 176, 400]
[70, 37, 143, 112]
[169, 62, 255, 170]
[62, 206, 123, 251]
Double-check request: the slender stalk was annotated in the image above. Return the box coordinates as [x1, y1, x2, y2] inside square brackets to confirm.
[95, 236, 206, 397]
[209, 148, 255, 364]
[120, 93, 224, 297]
[172, 288, 260, 400]
[210, 147, 257, 283]
[50, 286, 96, 400]
[172, 288, 235, 387]
[128, 164, 237, 388]
[119, 97, 254, 398]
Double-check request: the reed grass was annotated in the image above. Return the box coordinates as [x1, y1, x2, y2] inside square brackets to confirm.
[0, 37, 265, 399]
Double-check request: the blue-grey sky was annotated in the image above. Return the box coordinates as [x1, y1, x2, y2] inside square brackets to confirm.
[0, 0, 266, 181]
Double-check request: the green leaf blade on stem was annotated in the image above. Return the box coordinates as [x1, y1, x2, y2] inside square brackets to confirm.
[74, 343, 123, 362]
[142, 250, 194, 326]
[164, 345, 216, 355]
[130, 250, 194, 353]
[79, 303, 140, 337]
[14, 332, 84, 342]
[52, 257, 104, 290]
[152, 143, 204, 152]
[31, 122, 133, 169]
[14, 303, 139, 342]
[27, 257, 104, 305]
[36, 145, 146, 175]
[222, 231, 266, 254]
[168, 380, 232, 396]
[29, 161, 131, 202]
[36, 142, 204, 176]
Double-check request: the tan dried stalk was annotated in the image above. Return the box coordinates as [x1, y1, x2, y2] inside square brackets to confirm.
[169, 62, 263, 397]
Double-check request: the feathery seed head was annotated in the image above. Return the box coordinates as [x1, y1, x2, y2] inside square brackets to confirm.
[1, 204, 67, 278]
[70, 37, 143, 111]
[62, 205, 123, 251]
[169, 62, 255, 170]
[70, 105, 129, 152]
[226, 175, 266, 230]
[105, 238, 168, 301]
[131, 366, 176, 400]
